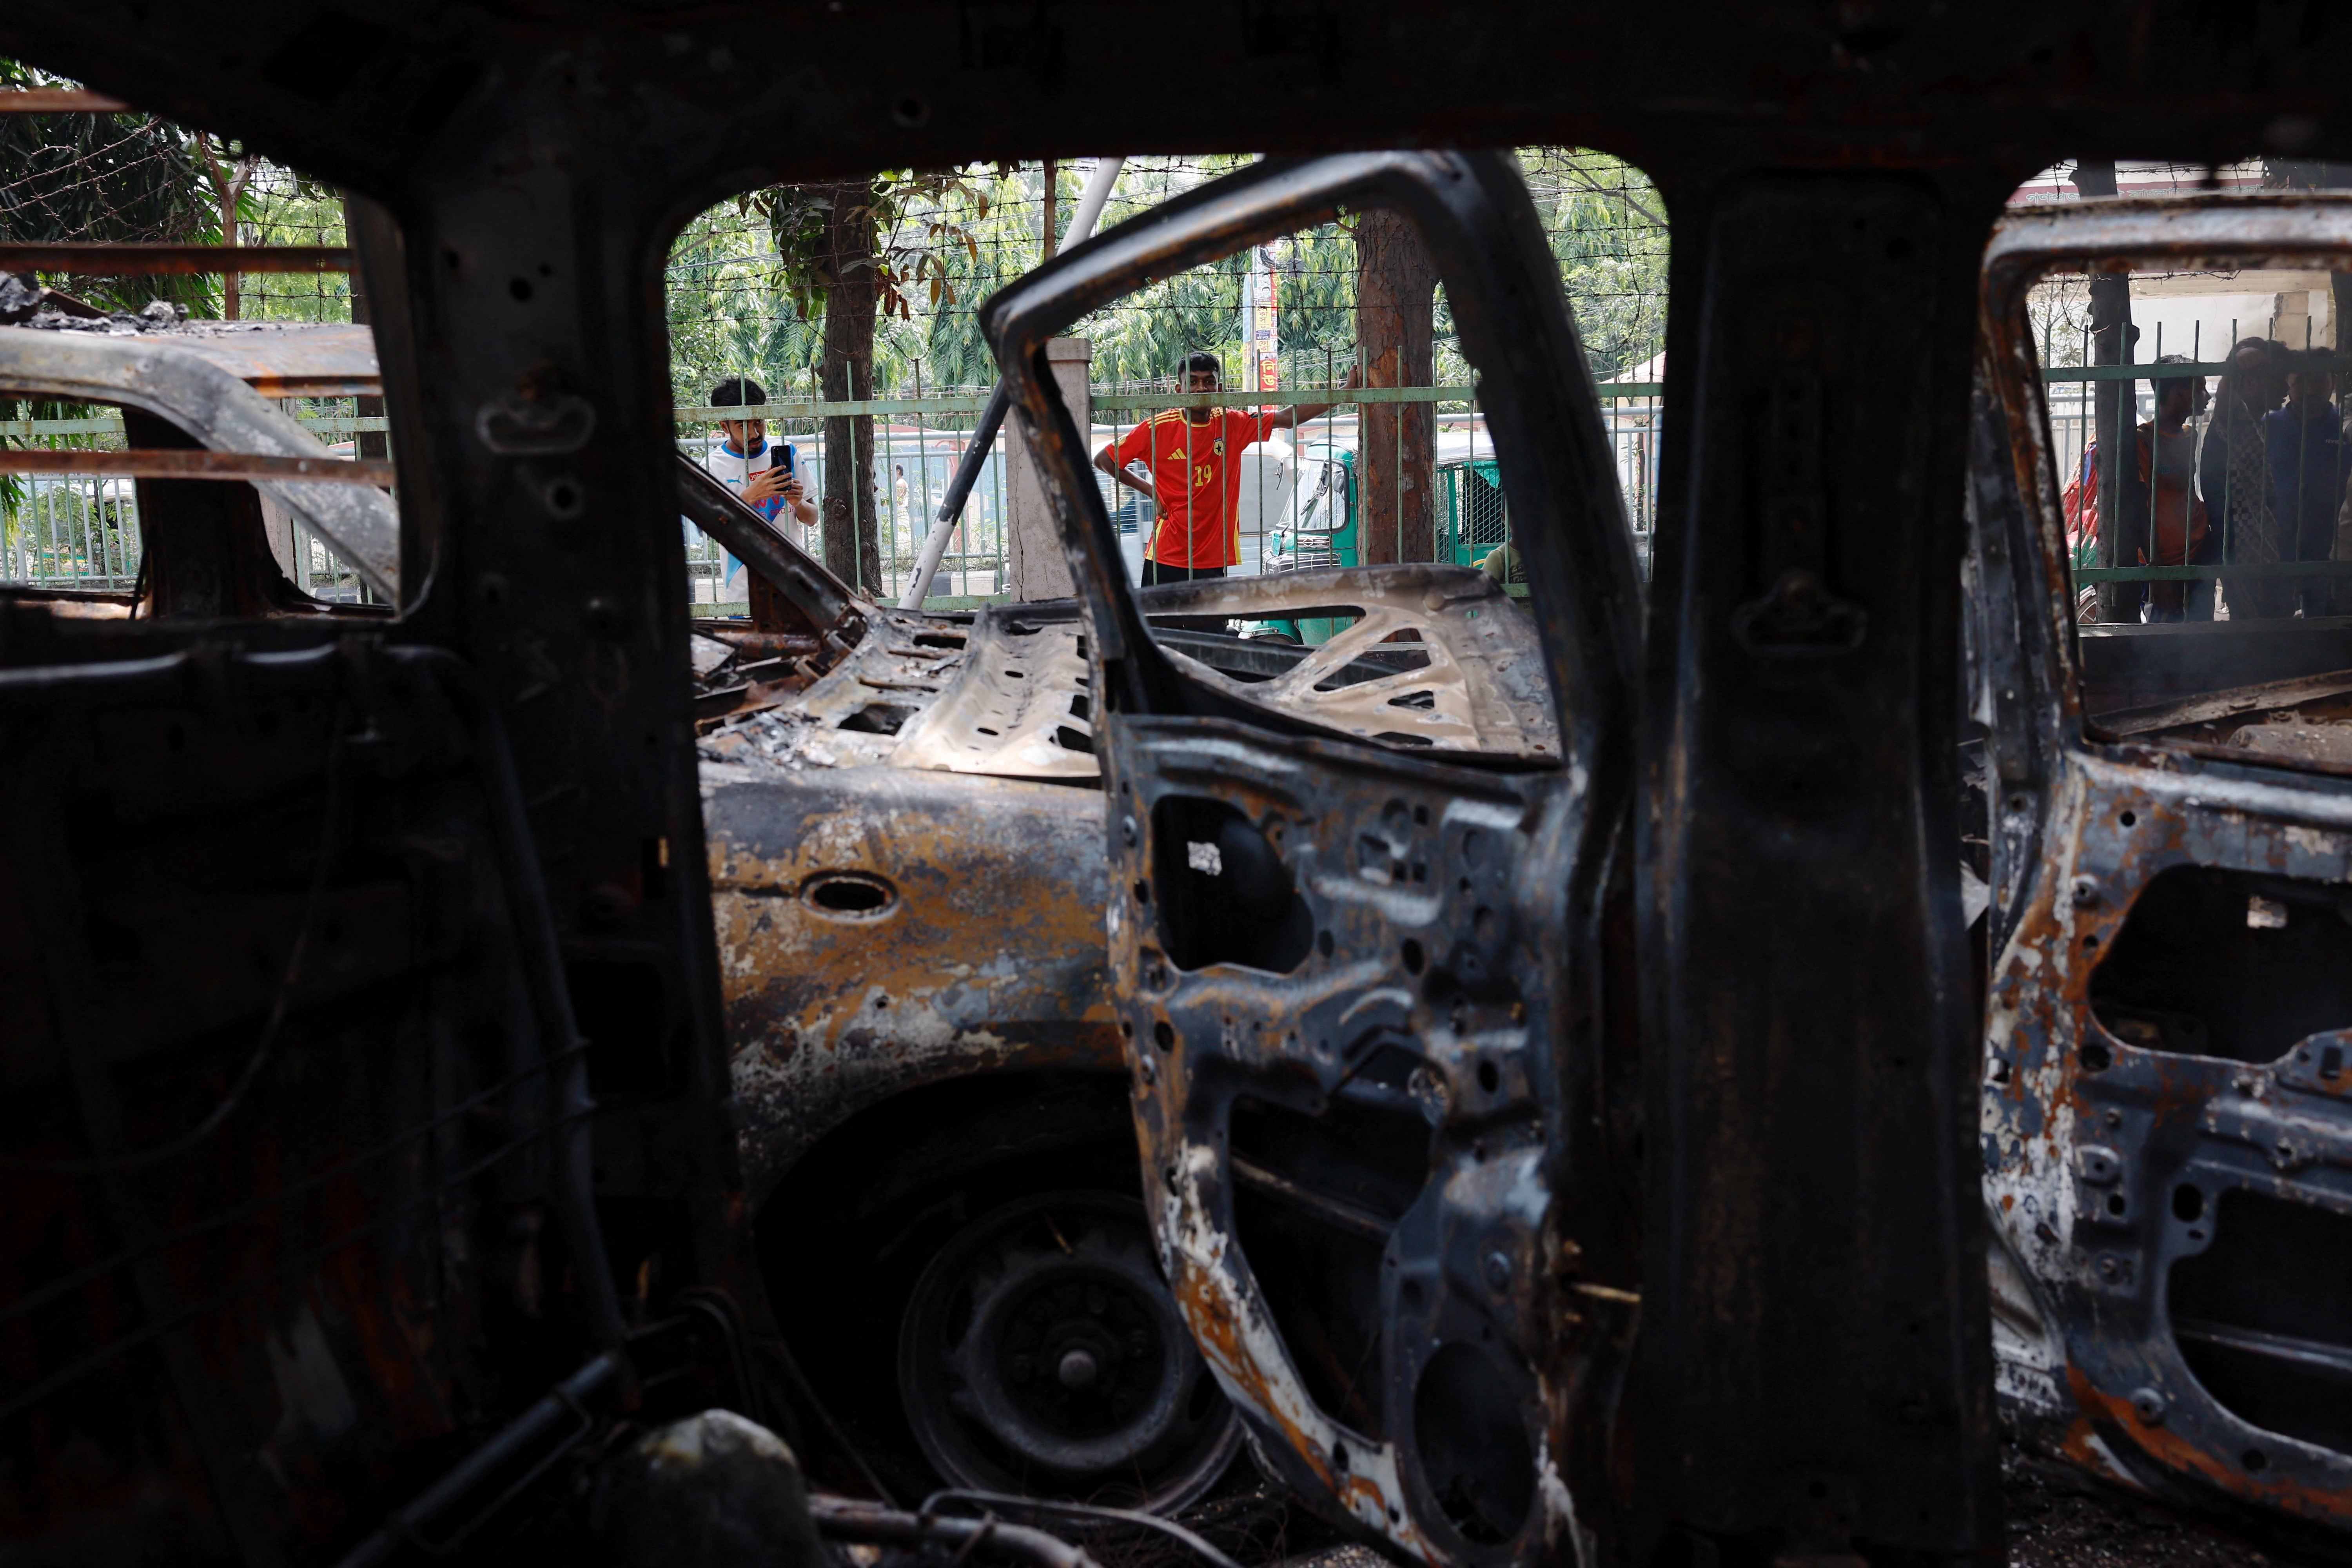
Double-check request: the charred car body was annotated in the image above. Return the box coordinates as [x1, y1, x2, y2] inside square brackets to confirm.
[7, 4, 2352, 1568]
[1971, 192, 2352, 1544]
[693, 458, 1567, 1510]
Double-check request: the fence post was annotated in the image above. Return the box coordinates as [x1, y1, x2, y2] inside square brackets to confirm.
[1005, 338, 1091, 601]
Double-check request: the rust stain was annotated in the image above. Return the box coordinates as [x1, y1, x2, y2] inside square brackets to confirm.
[706, 768, 1123, 1196]
[2067, 1368, 2352, 1530]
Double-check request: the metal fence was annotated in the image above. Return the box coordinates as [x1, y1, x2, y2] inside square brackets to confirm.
[671, 380, 1666, 609]
[2033, 287, 2352, 608]
[0, 399, 382, 599]
[0, 381, 1670, 605]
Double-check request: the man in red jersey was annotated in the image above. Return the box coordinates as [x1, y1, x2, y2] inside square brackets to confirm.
[1094, 351, 1354, 586]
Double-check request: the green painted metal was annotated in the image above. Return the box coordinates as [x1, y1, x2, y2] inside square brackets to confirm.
[2047, 356, 2352, 382]
[2074, 561, 2352, 582]
[1437, 457, 1508, 568]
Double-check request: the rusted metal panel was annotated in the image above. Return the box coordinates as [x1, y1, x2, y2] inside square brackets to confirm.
[0, 245, 352, 274]
[1140, 566, 1561, 759]
[889, 613, 1097, 780]
[161, 322, 381, 399]
[0, 448, 394, 483]
[0, 318, 383, 398]
[701, 761, 1121, 1203]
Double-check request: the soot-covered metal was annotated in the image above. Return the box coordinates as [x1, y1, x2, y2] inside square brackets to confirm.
[3, 4, 2352, 1568]
[983, 151, 1644, 1568]
[1971, 192, 2352, 1550]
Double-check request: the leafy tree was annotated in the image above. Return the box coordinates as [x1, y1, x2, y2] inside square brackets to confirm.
[0, 59, 217, 315]
[1516, 148, 1669, 379]
[735, 171, 996, 589]
[0, 59, 217, 540]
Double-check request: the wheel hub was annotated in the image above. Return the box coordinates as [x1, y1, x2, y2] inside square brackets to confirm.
[899, 1191, 1240, 1510]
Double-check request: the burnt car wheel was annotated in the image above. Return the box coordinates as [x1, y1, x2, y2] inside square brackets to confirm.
[898, 1191, 1242, 1510]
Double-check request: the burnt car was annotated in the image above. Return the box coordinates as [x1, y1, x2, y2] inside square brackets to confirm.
[1969, 190, 2352, 1543]
[18, 4, 2352, 1564]
[684, 456, 1566, 1511]
[0, 301, 1568, 1519]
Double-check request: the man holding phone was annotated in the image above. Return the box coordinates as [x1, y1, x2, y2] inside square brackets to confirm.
[704, 376, 818, 545]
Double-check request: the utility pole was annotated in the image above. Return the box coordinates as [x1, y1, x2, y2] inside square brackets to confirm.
[2072, 158, 2132, 622]
[1040, 159, 1058, 261]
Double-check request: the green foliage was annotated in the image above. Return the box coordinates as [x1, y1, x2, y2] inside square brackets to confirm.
[0, 58, 216, 316]
[232, 163, 354, 324]
[1515, 148, 1670, 380]
[667, 204, 826, 407]
[667, 151, 1668, 407]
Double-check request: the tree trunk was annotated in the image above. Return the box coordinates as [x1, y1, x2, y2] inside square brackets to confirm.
[816, 180, 882, 592]
[194, 134, 250, 319]
[1355, 207, 1437, 564]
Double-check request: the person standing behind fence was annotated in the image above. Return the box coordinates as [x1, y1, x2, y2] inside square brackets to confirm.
[889, 464, 913, 562]
[1093, 351, 1354, 588]
[704, 377, 818, 547]
[2109, 355, 2210, 622]
[2261, 353, 2350, 616]
[2200, 338, 2293, 619]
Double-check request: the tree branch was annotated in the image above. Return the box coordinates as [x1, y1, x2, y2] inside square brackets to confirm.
[1556, 163, 1666, 228]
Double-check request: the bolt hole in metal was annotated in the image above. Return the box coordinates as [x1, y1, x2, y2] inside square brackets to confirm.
[897, 1192, 1241, 1510]
[541, 474, 584, 519]
[802, 871, 897, 919]
[2174, 1185, 2205, 1223]
[1476, 1060, 1499, 1094]
[2121, 810, 2138, 828]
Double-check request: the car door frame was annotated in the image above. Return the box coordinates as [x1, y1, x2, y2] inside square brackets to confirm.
[1975, 192, 2352, 1535]
[978, 150, 1644, 1568]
